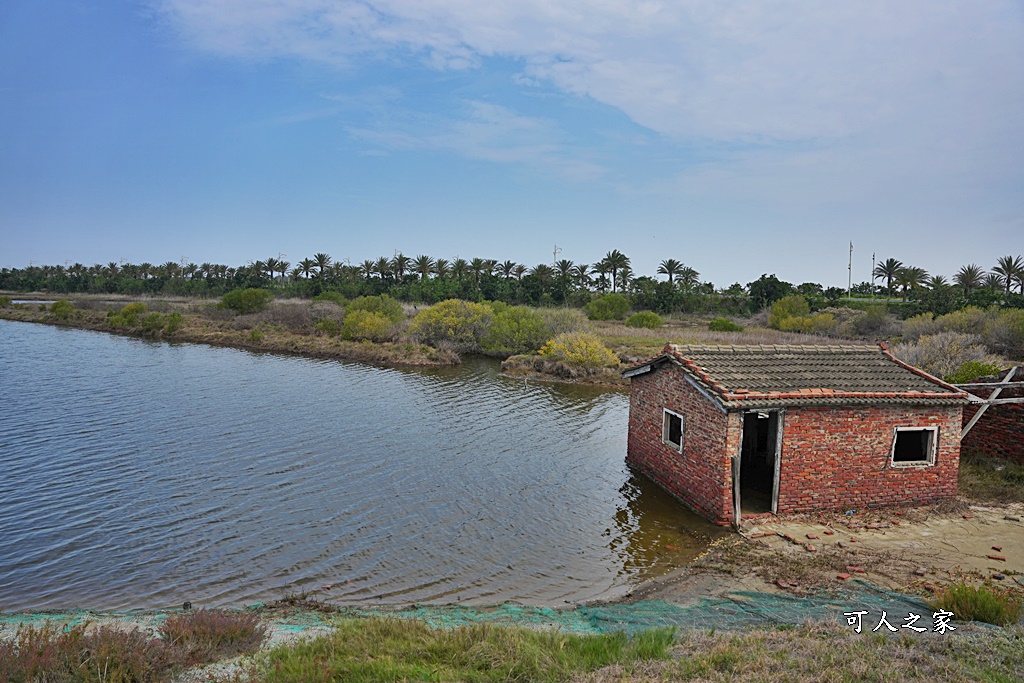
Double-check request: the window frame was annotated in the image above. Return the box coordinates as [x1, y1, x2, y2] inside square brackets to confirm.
[662, 408, 684, 453]
[890, 426, 939, 467]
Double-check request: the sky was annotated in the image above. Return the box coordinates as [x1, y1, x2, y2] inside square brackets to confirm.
[1, 1, 1022, 288]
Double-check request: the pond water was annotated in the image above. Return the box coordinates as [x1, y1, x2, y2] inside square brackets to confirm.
[0, 320, 723, 612]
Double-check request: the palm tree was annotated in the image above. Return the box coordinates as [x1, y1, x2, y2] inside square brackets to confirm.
[413, 255, 435, 280]
[451, 258, 469, 283]
[105, 261, 119, 277]
[602, 250, 630, 292]
[264, 258, 280, 282]
[531, 263, 554, 289]
[469, 257, 488, 286]
[391, 253, 410, 281]
[373, 257, 391, 281]
[617, 265, 634, 292]
[571, 263, 590, 290]
[657, 258, 682, 284]
[555, 259, 574, 279]
[161, 261, 179, 279]
[678, 266, 700, 292]
[983, 273, 1003, 291]
[277, 260, 290, 281]
[873, 258, 903, 297]
[512, 264, 527, 282]
[925, 274, 948, 290]
[896, 266, 928, 300]
[497, 260, 516, 279]
[993, 255, 1024, 295]
[313, 253, 332, 278]
[289, 265, 303, 282]
[954, 264, 984, 295]
[434, 258, 450, 279]
[359, 260, 375, 281]
[299, 258, 316, 279]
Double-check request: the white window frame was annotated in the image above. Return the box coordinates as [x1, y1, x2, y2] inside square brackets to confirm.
[663, 408, 684, 453]
[890, 426, 938, 467]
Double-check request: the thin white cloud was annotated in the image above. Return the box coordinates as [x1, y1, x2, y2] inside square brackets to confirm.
[348, 100, 606, 181]
[154, 0, 1024, 211]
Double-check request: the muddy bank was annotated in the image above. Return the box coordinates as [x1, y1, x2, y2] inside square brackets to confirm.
[0, 306, 459, 368]
[500, 354, 629, 388]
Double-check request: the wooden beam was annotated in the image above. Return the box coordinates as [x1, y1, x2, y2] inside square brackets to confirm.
[960, 366, 1018, 440]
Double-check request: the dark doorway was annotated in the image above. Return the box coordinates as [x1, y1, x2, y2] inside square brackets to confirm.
[739, 411, 779, 514]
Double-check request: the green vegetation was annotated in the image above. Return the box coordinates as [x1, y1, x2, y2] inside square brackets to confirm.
[890, 332, 997, 380]
[261, 618, 673, 683]
[49, 299, 74, 320]
[108, 302, 149, 328]
[539, 332, 620, 368]
[0, 296, 12, 307]
[342, 309, 393, 342]
[347, 294, 404, 324]
[943, 360, 1003, 384]
[708, 317, 743, 332]
[625, 311, 663, 329]
[220, 288, 273, 315]
[929, 582, 1023, 627]
[316, 317, 342, 336]
[958, 451, 1024, 503]
[584, 293, 630, 321]
[409, 299, 493, 352]
[481, 305, 551, 355]
[248, 328, 265, 343]
[0, 609, 265, 683]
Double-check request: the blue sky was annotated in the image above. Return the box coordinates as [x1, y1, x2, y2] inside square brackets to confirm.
[1, 1, 1022, 288]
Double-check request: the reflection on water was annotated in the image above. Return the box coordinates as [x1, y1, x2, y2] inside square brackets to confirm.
[0, 320, 725, 611]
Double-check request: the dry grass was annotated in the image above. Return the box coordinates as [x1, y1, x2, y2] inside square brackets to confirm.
[958, 451, 1024, 503]
[576, 620, 1024, 682]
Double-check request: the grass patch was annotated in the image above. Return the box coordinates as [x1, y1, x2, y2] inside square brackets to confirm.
[929, 582, 1023, 627]
[958, 452, 1024, 503]
[260, 617, 674, 683]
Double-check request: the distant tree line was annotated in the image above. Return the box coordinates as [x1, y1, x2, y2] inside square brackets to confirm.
[2, 251, 1022, 316]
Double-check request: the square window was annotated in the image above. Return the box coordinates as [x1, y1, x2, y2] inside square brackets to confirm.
[891, 427, 937, 466]
[663, 409, 683, 452]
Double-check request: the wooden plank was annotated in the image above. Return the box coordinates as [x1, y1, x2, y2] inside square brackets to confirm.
[958, 366, 1015, 440]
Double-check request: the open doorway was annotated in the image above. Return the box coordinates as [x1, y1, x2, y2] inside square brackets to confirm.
[737, 411, 781, 516]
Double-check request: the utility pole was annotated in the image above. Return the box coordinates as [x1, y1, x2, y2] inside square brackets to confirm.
[847, 241, 853, 299]
[871, 252, 876, 297]
[553, 244, 561, 266]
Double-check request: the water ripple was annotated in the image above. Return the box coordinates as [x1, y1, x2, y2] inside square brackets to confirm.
[0, 320, 724, 611]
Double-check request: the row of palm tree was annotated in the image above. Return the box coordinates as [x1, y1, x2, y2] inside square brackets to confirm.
[872, 256, 1024, 299]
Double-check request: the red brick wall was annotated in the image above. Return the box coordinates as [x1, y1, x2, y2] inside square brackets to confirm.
[626, 364, 734, 523]
[776, 405, 962, 513]
[961, 376, 1024, 463]
[626, 364, 963, 523]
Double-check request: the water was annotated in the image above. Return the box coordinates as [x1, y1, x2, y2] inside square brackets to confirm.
[0, 320, 723, 612]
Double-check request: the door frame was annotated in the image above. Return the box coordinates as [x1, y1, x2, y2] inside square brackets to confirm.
[733, 409, 785, 528]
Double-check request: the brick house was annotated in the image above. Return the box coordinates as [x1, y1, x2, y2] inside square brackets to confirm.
[623, 344, 969, 526]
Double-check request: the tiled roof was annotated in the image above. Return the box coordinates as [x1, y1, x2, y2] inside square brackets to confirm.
[625, 343, 968, 409]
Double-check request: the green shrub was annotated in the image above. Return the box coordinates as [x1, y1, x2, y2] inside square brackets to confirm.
[708, 317, 744, 332]
[248, 328, 265, 343]
[220, 288, 273, 315]
[316, 317, 342, 337]
[768, 295, 810, 329]
[409, 299, 493, 352]
[539, 332, 620, 368]
[347, 294, 404, 324]
[538, 307, 590, 336]
[140, 312, 166, 333]
[313, 291, 347, 306]
[943, 360, 1003, 384]
[776, 312, 836, 335]
[164, 312, 183, 334]
[890, 332, 997, 379]
[0, 296, 11, 308]
[481, 306, 552, 356]
[901, 312, 938, 341]
[49, 299, 74, 320]
[929, 581, 1023, 627]
[625, 311, 664, 329]
[342, 310, 392, 342]
[584, 293, 630, 321]
[108, 302, 149, 328]
[984, 308, 1024, 360]
[937, 306, 989, 334]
